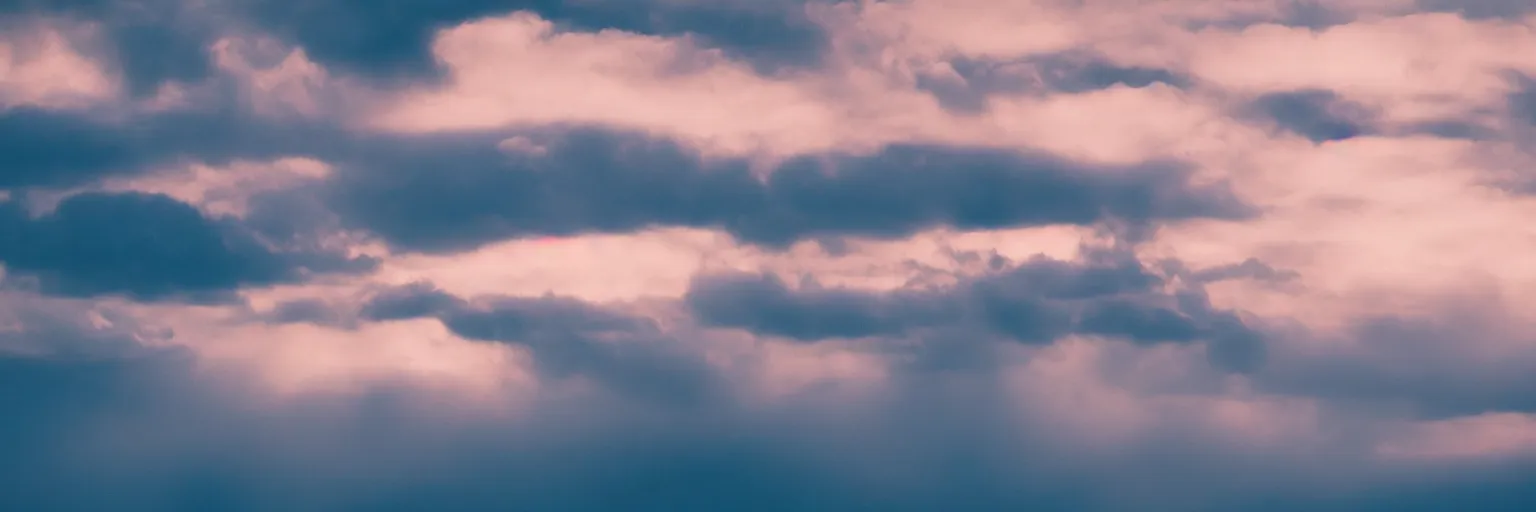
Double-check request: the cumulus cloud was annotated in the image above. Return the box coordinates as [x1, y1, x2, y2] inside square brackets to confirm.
[4, 0, 1536, 510]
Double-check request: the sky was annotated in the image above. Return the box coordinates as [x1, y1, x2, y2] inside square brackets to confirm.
[3, 0, 1536, 510]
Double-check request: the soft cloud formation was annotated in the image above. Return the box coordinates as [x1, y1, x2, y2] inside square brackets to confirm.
[4, 1, 1536, 510]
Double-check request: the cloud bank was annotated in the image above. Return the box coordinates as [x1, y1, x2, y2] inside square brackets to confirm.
[3, 1, 1536, 510]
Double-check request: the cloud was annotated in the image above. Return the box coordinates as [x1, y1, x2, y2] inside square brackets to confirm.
[0, 291, 165, 358]
[358, 281, 465, 321]
[1417, 0, 1536, 19]
[1511, 72, 1536, 126]
[916, 50, 1189, 113]
[686, 250, 1266, 371]
[1186, 258, 1301, 284]
[0, 191, 371, 300]
[440, 296, 724, 406]
[1381, 412, 1536, 459]
[0, 288, 1529, 511]
[358, 10, 841, 155]
[1170, 13, 1536, 117]
[0, 20, 118, 109]
[1246, 89, 1375, 142]
[4, 0, 1536, 509]
[0, 107, 147, 190]
[0, 105, 347, 192]
[240, 0, 836, 82]
[90, 158, 334, 219]
[325, 127, 1250, 253]
[0, 0, 214, 96]
[1255, 305, 1536, 418]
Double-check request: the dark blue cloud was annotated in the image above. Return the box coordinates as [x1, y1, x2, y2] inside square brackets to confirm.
[0, 108, 149, 190]
[0, 354, 197, 510]
[0, 0, 213, 96]
[685, 272, 953, 340]
[358, 282, 465, 321]
[0, 192, 372, 300]
[0, 105, 348, 192]
[685, 252, 1265, 371]
[238, 0, 835, 81]
[260, 298, 348, 325]
[1076, 298, 1202, 342]
[1, 316, 1530, 511]
[0, 107, 371, 301]
[438, 295, 654, 342]
[1248, 89, 1373, 143]
[1510, 73, 1536, 127]
[0, 342, 1034, 511]
[919, 51, 1188, 113]
[2, 292, 1535, 511]
[327, 128, 1251, 253]
[442, 295, 724, 406]
[1255, 315, 1536, 418]
[0, 299, 198, 510]
[2, 0, 834, 96]
[357, 283, 723, 405]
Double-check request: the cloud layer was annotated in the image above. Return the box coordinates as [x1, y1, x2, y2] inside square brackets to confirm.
[4, 1, 1536, 510]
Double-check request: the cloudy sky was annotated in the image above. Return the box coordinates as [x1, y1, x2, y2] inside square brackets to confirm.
[3, 0, 1536, 510]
